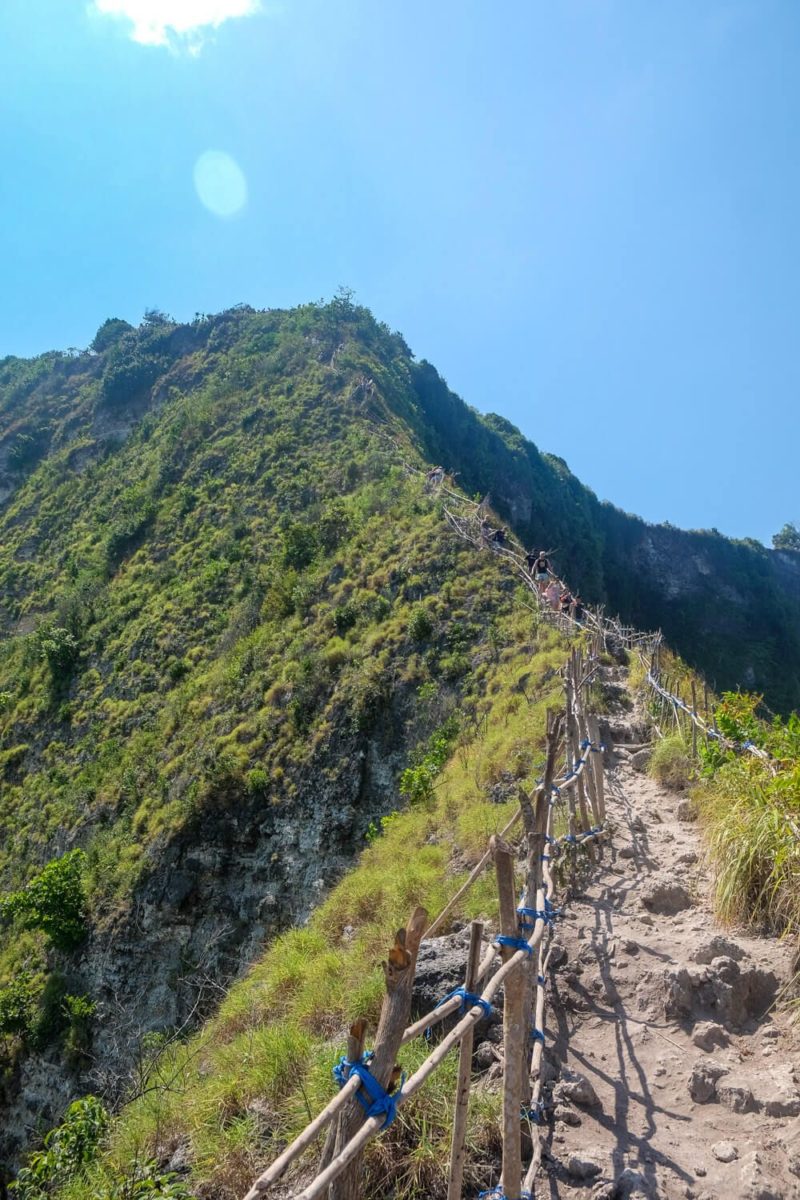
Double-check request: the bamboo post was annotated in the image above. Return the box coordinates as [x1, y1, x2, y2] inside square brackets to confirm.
[318, 1019, 367, 1176]
[587, 713, 605, 824]
[563, 673, 579, 886]
[329, 906, 428, 1200]
[690, 679, 698, 759]
[446, 920, 484, 1200]
[493, 839, 525, 1200]
[574, 691, 601, 831]
[517, 709, 562, 1097]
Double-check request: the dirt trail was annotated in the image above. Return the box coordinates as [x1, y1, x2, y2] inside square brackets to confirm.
[538, 662, 800, 1200]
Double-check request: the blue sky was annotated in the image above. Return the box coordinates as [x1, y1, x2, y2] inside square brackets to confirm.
[1, 0, 798, 543]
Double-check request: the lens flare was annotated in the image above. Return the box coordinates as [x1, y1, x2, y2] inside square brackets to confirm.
[193, 151, 248, 218]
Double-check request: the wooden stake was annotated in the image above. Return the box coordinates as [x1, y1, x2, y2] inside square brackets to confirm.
[493, 839, 525, 1200]
[447, 921, 484, 1200]
[690, 679, 698, 759]
[330, 906, 428, 1200]
[587, 714, 605, 824]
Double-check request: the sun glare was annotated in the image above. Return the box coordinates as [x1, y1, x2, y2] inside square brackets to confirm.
[193, 151, 248, 218]
[92, 0, 261, 49]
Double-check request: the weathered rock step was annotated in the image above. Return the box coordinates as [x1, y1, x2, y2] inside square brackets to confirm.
[690, 1059, 800, 1117]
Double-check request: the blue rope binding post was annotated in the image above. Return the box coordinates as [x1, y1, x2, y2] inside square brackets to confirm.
[332, 1049, 373, 1089]
[516, 905, 541, 932]
[521, 1099, 547, 1124]
[334, 1059, 403, 1129]
[425, 986, 492, 1038]
[479, 1189, 533, 1200]
[495, 934, 534, 956]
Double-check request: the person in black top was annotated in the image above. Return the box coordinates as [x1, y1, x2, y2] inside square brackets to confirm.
[530, 551, 551, 593]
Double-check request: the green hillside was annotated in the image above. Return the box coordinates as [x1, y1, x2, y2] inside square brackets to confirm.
[1, 296, 799, 1192]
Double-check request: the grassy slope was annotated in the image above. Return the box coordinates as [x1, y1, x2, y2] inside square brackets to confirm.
[1, 304, 526, 1097]
[632, 647, 800, 940]
[63, 612, 572, 1200]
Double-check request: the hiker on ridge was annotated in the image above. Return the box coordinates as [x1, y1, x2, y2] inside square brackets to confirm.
[545, 579, 561, 610]
[490, 526, 507, 546]
[531, 550, 551, 593]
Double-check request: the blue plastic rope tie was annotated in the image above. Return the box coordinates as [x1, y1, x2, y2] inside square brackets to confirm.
[537, 973, 546, 985]
[521, 1101, 546, 1125]
[438, 986, 492, 1020]
[348, 1061, 402, 1129]
[495, 935, 533, 956]
[332, 1050, 374, 1089]
[516, 908, 537, 932]
[479, 1190, 532, 1200]
[541, 853, 551, 862]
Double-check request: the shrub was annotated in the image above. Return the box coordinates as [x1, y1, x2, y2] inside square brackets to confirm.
[105, 488, 156, 568]
[282, 523, 319, 569]
[63, 993, 96, 1065]
[98, 1160, 194, 1199]
[10, 1095, 109, 1198]
[649, 735, 692, 790]
[36, 625, 81, 684]
[408, 606, 433, 642]
[318, 499, 352, 551]
[8, 427, 49, 474]
[333, 600, 359, 634]
[245, 768, 269, 796]
[167, 657, 190, 683]
[0, 973, 37, 1040]
[1, 850, 88, 952]
[90, 317, 134, 353]
[0, 690, 13, 713]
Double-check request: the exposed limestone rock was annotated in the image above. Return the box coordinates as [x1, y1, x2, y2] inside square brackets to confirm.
[691, 1021, 729, 1051]
[664, 956, 777, 1028]
[641, 879, 693, 915]
[716, 1076, 756, 1113]
[688, 1060, 728, 1103]
[712, 1141, 738, 1163]
[691, 936, 746, 964]
[553, 1068, 600, 1108]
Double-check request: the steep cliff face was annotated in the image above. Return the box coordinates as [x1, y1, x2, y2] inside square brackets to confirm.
[1, 673, 421, 1155]
[409, 361, 800, 710]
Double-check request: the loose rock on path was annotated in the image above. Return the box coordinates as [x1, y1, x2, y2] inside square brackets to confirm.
[537, 661, 799, 1200]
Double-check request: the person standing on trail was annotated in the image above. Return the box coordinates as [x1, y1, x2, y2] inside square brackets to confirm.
[559, 588, 573, 615]
[531, 551, 551, 593]
[545, 579, 561, 610]
[490, 526, 508, 546]
[571, 595, 584, 624]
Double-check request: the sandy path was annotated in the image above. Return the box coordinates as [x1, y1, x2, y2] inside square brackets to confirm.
[536, 665, 800, 1200]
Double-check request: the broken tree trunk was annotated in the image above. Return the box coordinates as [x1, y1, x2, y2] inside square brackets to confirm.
[329, 905, 428, 1200]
